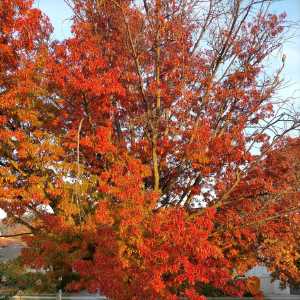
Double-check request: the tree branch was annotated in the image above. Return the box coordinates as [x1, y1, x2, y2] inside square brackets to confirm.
[0, 232, 32, 238]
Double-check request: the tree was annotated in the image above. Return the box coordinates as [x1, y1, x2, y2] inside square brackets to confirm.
[0, 257, 56, 294]
[0, 0, 300, 299]
[0, 0, 58, 231]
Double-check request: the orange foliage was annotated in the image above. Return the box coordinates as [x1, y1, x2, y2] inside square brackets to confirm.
[0, 0, 299, 299]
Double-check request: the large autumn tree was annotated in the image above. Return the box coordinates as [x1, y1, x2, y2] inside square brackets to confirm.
[0, 0, 300, 299]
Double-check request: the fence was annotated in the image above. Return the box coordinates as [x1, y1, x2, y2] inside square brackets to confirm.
[4, 295, 300, 300]
[9, 295, 107, 300]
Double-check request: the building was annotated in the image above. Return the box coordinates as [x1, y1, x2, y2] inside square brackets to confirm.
[246, 265, 300, 297]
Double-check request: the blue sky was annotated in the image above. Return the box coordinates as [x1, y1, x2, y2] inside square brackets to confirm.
[35, 0, 73, 40]
[270, 0, 300, 101]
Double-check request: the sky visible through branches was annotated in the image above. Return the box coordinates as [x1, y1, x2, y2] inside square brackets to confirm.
[35, 0, 299, 95]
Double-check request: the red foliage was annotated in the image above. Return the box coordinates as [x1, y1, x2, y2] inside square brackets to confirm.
[1, 0, 299, 299]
